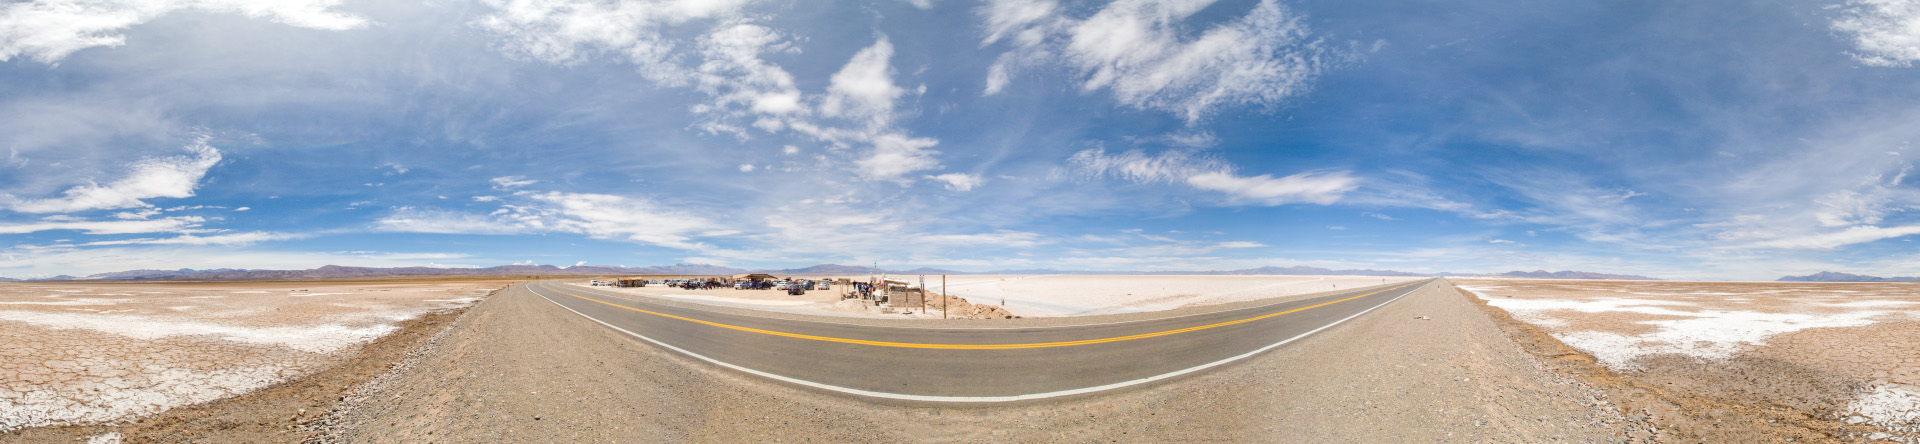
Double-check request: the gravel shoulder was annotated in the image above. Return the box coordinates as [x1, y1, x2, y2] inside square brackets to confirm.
[313, 280, 1625, 442]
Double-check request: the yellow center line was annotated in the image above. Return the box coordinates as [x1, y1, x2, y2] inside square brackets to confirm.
[538, 282, 1412, 350]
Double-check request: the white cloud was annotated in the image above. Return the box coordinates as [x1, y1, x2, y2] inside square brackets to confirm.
[1489, 239, 1516, 244]
[694, 23, 805, 119]
[1747, 224, 1920, 250]
[1185, 170, 1357, 205]
[3, 139, 221, 213]
[855, 132, 941, 181]
[0, 215, 203, 235]
[233, 206, 250, 211]
[530, 191, 717, 249]
[821, 37, 906, 127]
[477, 4, 945, 185]
[114, 208, 161, 220]
[379, 189, 722, 251]
[375, 209, 529, 235]
[474, 0, 752, 82]
[0, 0, 369, 63]
[1069, 147, 1357, 205]
[978, 0, 1057, 47]
[1216, 241, 1264, 248]
[472, 195, 500, 202]
[738, 163, 755, 172]
[81, 231, 303, 246]
[927, 173, 983, 191]
[1834, 0, 1920, 67]
[978, 0, 1337, 122]
[917, 230, 1048, 248]
[489, 176, 538, 189]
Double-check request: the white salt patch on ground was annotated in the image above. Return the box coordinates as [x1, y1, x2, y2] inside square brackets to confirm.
[0, 311, 395, 353]
[86, 431, 122, 444]
[0, 299, 121, 306]
[230, 291, 268, 294]
[1824, 300, 1920, 308]
[1486, 297, 1895, 369]
[1850, 383, 1920, 441]
[291, 293, 353, 297]
[423, 298, 483, 304]
[0, 363, 287, 431]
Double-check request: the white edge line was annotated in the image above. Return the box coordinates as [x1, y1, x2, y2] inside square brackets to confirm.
[544, 279, 1431, 331]
[528, 279, 1433, 403]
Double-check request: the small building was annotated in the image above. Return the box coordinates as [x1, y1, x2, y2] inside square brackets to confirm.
[614, 277, 649, 287]
[731, 273, 778, 282]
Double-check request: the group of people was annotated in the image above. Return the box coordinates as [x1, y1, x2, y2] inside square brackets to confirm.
[848, 281, 878, 300]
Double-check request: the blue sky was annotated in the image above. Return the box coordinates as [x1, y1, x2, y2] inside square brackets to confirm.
[2, 0, 1918, 280]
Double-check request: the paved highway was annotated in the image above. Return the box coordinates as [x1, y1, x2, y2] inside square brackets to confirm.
[524, 278, 1435, 402]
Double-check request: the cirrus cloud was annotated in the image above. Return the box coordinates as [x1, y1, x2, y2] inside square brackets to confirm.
[0, 0, 370, 63]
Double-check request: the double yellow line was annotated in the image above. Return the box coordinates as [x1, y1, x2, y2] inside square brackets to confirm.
[540, 282, 1411, 350]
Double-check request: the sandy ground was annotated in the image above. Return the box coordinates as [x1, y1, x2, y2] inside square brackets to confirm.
[313, 280, 1626, 443]
[1454, 277, 1920, 443]
[0, 281, 501, 436]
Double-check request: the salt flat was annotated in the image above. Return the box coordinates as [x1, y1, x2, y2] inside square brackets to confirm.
[0, 281, 501, 431]
[1454, 278, 1920, 442]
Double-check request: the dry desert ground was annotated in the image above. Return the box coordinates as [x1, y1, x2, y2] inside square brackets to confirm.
[1455, 277, 1920, 443]
[0, 280, 502, 437]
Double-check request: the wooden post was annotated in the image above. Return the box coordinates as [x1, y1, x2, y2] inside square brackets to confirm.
[919, 275, 926, 314]
[941, 274, 947, 320]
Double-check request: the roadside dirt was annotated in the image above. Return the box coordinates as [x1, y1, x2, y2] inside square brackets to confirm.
[0, 290, 485, 444]
[1457, 284, 1900, 443]
[312, 281, 1626, 443]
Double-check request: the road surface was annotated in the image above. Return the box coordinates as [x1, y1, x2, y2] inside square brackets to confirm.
[524, 278, 1434, 402]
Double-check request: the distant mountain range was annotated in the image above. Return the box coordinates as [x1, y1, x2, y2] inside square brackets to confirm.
[1, 263, 1664, 282]
[1777, 271, 1920, 282]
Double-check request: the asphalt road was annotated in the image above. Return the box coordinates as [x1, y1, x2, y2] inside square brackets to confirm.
[524, 278, 1435, 402]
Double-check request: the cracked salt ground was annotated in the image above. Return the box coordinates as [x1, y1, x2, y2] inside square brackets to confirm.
[0, 281, 502, 431]
[1456, 278, 1920, 442]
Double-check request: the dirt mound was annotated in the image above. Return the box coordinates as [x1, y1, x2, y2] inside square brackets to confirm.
[926, 292, 1016, 319]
